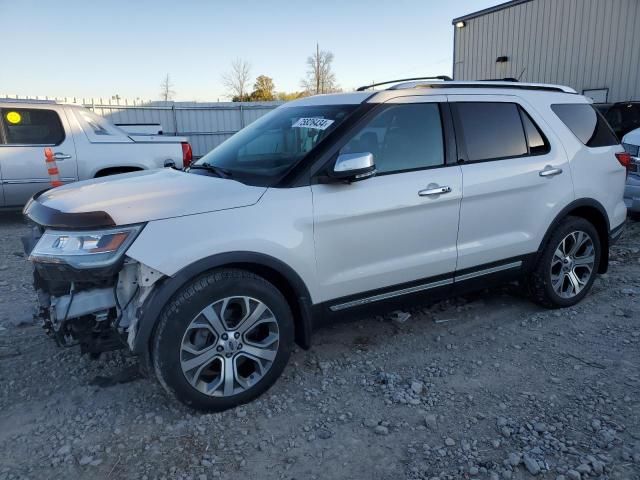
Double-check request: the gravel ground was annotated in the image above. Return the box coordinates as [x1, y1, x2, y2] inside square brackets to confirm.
[0, 211, 639, 480]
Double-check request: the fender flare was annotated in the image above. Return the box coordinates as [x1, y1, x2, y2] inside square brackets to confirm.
[132, 251, 314, 358]
[536, 198, 611, 273]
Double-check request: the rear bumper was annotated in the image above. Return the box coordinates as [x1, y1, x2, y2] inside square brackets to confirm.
[624, 174, 640, 213]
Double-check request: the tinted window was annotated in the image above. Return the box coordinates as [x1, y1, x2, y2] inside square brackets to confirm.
[455, 103, 527, 161]
[196, 104, 356, 186]
[604, 103, 640, 138]
[340, 103, 444, 174]
[1, 108, 64, 145]
[551, 104, 618, 147]
[520, 109, 549, 155]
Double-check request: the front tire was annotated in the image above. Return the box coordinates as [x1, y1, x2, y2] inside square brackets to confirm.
[528, 216, 600, 308]
[152, 269, 294, 411]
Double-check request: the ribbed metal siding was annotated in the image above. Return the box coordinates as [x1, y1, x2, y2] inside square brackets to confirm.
[453, 0, 640, 102]
[89, 102, 282, 157]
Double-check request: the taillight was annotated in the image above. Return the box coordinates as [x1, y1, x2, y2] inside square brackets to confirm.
[616, 152, 631, 170]
[181, 142, 193, 168]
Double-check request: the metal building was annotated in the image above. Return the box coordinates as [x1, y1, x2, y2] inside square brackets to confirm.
[452, 0, 640, 103]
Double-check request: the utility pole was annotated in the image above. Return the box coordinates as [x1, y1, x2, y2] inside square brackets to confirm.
[316, 43, 320, 95]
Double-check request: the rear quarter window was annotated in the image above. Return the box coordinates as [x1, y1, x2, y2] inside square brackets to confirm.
[551, 104, 618, 147]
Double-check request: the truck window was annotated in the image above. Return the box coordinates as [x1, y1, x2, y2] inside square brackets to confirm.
[1, 108, 65, 145]
[74, 108, 128, 142]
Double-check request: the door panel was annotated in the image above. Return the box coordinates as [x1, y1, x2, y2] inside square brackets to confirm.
[311, 98, 461, 303]
[0, 106, 77, 207]
[449, 95, 575, 271]
[312, 168, 462, 302]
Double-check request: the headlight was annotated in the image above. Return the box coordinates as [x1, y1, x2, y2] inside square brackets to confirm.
[29, 224, 143, 269]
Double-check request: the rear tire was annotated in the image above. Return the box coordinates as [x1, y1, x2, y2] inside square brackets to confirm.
[152, 268, 294, 411]
[528, 216, 600, 308]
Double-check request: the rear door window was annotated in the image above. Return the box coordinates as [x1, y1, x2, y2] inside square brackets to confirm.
[453, 103, 528, 162]
[0, 108, 65, 145]
[520, 109, 549, 155]
[551, 104, 618, 147]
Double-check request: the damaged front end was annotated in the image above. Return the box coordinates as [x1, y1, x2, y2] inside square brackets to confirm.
[22, 222, 164, 357]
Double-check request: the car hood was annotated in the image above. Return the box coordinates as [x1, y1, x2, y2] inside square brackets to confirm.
[622, 128, 640, 147]
[28, 169, 267, 227]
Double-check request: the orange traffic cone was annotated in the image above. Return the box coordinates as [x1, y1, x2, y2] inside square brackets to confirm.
[44, 147, 63, 188]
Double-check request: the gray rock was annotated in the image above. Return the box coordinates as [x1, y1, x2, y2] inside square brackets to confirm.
[575, 464, 591, 475]
[533, 422, 547, 433]
[424, 414, 437, 429]
[507, 452, 522, 466]
[79, 456, 93, 466]
[410, 381, 423, 395]
[523, 455, 540, 475]
[566, 470, 581, 480]
[444, 437, 455, 446]
[374, 425, 389, 435]
[56, 445, 71, 456]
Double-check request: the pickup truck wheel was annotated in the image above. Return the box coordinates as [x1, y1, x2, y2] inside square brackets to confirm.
[528, 216, 600, 308]
[152, 269, 294, 411]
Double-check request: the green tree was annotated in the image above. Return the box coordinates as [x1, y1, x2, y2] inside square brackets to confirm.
[250, 75, 276, 101]
[276, 91, 307, 101]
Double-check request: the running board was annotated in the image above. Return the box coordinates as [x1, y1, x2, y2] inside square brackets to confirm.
[328, 260, 523, 312]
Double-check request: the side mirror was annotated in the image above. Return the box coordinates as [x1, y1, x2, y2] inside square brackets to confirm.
[331, 152, 376, 182]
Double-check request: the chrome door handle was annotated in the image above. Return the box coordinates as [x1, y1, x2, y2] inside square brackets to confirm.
[539, 166, 563, 177]
[418, 185, 452, 196]
[53, 152, 72, 160]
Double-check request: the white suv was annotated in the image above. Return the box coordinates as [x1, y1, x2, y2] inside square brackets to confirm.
[23, 80, 628, 411]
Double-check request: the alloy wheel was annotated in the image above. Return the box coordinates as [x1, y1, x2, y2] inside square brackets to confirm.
[550, 230, 596, 299]
[180, 296, 279, 397]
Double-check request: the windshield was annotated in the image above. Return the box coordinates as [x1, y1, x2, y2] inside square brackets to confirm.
[194, 104, 356, 185]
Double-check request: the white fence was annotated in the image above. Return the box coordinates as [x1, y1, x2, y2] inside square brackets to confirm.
[1, 96, 282, 157]
[89, 101, 283, 157]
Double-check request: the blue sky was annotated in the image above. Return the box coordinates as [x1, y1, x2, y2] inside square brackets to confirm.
[0, 0, 503, 101]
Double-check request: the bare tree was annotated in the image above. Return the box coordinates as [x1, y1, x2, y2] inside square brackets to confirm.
[159, 74, 175, 102]
[222, 59, 252, 101]
[301, 44, 339, 94]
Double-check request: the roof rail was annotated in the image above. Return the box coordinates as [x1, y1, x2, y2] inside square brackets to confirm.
[479, 77, 519, 82]
[0, 98, 58, 104]
[389, 81, 576, 94]
[356, 76, 452, 92]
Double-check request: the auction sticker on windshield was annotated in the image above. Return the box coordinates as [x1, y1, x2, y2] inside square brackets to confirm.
[292, 117, 334, 130]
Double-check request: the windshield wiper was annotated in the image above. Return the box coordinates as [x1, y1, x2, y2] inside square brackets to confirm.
[189, 163, 233, 178]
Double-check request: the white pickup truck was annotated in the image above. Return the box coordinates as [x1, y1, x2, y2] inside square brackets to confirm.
[0, 100, 192, 208]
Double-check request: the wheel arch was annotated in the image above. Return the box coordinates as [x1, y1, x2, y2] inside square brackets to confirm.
[133, 252, 314, 363]
[538, 198, 611, 274]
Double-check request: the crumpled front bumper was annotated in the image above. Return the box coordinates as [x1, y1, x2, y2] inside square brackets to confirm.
[21, 224, 163, 353]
